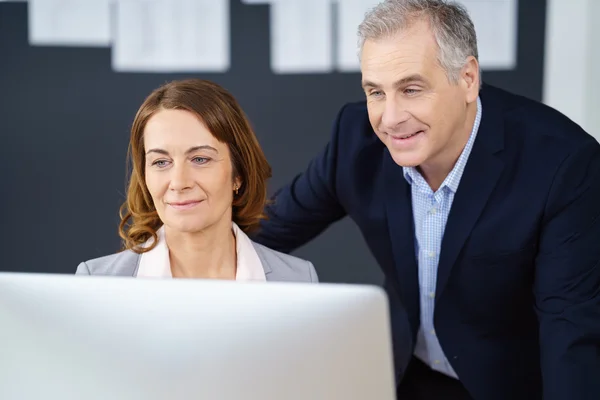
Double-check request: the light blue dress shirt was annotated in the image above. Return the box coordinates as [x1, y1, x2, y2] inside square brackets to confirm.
[402, 97, 482, 378]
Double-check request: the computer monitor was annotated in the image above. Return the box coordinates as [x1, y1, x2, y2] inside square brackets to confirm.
[0, 272, 396, 400]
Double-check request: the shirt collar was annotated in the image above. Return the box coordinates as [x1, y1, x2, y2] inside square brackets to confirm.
[136, 223, 266, 281]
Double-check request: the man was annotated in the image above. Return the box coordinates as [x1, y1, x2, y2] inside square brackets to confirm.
[253, 0, 600, 399]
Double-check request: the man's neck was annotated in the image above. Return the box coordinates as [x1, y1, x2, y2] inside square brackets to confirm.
[418, 101, 478, 192]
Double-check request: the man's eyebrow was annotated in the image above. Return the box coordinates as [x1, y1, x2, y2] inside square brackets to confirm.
[361, 74, 429, 89]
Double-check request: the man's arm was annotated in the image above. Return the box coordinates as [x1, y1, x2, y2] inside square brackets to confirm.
[253, 105, 349, 253]
[534, 141, 600, 399]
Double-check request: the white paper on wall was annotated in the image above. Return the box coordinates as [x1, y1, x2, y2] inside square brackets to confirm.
[462, 0, 518, 70]
[336, 0, 382, 72]
[28, 0, 111, 47]
[242, 0, 334, 73]
[112, 0, 229, 73]
[243, 0, 518, 72]
[269, 0, 333, 73]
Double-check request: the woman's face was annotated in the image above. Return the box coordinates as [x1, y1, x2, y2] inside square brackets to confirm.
[143, 109, 240, 234]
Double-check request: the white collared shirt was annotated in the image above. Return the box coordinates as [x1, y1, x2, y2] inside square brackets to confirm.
[136, 223, 266, 281]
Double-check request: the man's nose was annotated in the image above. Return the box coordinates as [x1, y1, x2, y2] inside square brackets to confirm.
[381, 97, 411, 130]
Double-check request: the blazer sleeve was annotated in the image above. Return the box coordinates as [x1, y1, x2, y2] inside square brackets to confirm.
[75, 261, 91, 275]
[534, 142, 600, 399]
[252, 105, 349, 253]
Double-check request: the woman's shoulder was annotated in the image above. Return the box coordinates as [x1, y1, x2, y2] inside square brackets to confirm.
[251, 241, 318, 283]
[76, 249, 141, 276]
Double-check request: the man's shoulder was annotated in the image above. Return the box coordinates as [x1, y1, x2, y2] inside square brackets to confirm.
[338, 100, 368, 116]
[482, 84, 596, 149]
[76, 250, 140, 276]
[332, 100, 384, 155]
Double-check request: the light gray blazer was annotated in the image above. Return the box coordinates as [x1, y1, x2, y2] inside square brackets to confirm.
[76, 241, 317, 282]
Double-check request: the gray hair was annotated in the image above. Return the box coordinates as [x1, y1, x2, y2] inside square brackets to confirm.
[358, 0, 480, 83]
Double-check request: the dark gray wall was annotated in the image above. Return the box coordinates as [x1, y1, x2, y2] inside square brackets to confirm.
[0, 0, 546, 284]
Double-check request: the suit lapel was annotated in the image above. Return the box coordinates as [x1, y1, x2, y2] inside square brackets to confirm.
[383, 152, 420, 336]
[250, 242, 274, 281]
[435, 93, 505, 299]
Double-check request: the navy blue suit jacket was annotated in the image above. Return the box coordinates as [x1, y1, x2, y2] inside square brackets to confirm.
[253, 84, 600, 399]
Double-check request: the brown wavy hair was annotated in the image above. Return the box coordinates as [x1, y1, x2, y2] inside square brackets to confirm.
[119, 79, 272, 253]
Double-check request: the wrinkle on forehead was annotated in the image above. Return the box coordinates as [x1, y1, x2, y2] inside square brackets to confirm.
[360, 19, 440, 77]
[361, 23, 441, 86]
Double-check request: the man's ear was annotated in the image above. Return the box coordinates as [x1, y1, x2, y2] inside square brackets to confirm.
[461, 56, 480, 103]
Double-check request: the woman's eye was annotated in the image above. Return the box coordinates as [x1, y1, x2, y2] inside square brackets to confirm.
[192, 157, 210, 164]
[152, 160, 169, 167]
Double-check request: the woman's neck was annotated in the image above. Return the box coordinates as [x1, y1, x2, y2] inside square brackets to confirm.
[164, 220, 237, 279]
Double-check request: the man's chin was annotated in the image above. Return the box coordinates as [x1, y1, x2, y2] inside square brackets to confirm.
[389, 151, 424, 168]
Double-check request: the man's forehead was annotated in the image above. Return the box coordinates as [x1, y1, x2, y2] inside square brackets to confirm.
[361, 42, 434, 80]
[361, 18, 436, 57]
[360, 30, 439, 82]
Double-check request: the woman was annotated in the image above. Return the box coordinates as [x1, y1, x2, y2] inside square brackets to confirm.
[76, 79, 317, 282]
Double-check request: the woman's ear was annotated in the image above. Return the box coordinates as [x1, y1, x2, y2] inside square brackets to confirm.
[233, 177, 242, 195]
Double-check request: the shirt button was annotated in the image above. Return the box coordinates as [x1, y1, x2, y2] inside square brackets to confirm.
[434, 360, 441, 364]
[428, 251, 436, 258]
[429, 292, 435, 299]
[430, 329, 436, 336]
[430, 208, 437, 215]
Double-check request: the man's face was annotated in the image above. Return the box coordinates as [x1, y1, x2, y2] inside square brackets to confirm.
[361, 19, 479, 172]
